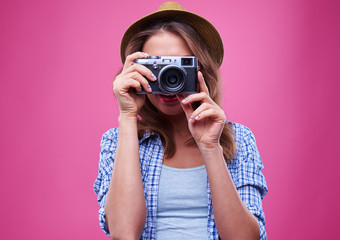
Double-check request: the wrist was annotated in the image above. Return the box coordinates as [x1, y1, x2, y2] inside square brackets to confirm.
[118, 115, 139, 139]
[200, 145, 227, 169]
[198, 143, 223, 158]
[118, 114, 138, 126]
[197, 141, 222, 151]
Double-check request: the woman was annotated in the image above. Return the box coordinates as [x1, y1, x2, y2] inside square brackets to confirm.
[94, 2, 268, 239]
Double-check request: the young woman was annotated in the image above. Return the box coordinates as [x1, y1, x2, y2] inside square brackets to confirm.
[94, 2, 268, 239]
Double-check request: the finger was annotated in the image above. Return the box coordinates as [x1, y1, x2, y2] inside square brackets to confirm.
[190, 109, 226, 124]
[124, 72, 152, 93]
[197, 71, 209, 94]
[180, 92, 213, 105]
[115, 77, 143, 94]
[190, 102, 210, 118]
[123, 52, 149, 71]
[124, 63, 157, 82]
[130, 80, 142, 93]
[177, 95, 194, 120]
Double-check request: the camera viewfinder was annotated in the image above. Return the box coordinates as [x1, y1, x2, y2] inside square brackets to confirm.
[181, 58, 193, 66]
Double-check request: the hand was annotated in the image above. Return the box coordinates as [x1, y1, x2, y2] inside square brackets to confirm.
[178, 71, 227, 149]
[113, 52, 157, 117]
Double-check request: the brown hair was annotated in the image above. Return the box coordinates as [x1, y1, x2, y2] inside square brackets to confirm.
[122, 19, 236, 161]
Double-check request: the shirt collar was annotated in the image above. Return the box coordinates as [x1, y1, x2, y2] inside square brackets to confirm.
[139, 130, 160, 144]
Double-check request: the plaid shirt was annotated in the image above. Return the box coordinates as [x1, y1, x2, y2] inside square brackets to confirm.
[94, 122, 268, 239]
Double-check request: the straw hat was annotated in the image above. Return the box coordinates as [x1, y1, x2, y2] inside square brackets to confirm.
[120, 1, 224, 66]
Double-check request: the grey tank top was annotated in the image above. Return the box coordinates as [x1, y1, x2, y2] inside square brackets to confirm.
[155, 164, 209, 239]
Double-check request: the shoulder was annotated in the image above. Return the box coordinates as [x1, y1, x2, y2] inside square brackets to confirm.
[101, 127, 119, 140]
[231, 122, 259, 155]
[99, 128, 119, 150]
[100, 127, 161, 149]
[228, 122, 268, 200]
[101, 128, 159, 141]
[228, 122, 263, 168]
[231, 122, 256, 144]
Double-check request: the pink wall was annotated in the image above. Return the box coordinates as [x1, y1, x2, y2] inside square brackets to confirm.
[1, 0, 339, 239]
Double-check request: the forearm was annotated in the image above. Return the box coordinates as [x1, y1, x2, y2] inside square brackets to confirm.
[200, 145, 260, 240]
[105, 115, 146, 239]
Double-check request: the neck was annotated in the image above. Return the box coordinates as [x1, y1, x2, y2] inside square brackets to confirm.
[164, 112, 192, 140]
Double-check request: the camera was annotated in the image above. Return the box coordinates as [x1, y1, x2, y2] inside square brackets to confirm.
[135, 56, 198, 94]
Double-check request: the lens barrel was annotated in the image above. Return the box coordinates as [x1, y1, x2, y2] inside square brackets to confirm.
[158, 65, 187, 94]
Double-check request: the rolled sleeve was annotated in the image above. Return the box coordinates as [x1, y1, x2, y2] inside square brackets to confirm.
[238, 185, 267, 239]
[229, 124, 268, 240]
[93, 128, 119, 237]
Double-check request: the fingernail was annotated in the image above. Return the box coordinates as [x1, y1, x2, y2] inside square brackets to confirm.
[148, 85, 151, 89]
[189, 116, 193, 122]
[152, 74, 157, 80]
[195, 114, 200, 120]
[181, 97, 188, 103]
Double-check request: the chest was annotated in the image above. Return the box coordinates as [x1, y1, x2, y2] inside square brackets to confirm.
[138, 137, 218, 239]
[163, 144, 205, 168]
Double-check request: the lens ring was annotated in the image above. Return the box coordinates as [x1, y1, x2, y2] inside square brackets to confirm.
[158, 65, 187, 94]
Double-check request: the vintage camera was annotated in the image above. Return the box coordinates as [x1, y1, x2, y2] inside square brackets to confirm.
[135, 56, 198, 94]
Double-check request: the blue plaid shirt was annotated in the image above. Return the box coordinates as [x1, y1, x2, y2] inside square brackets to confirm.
[94, 122, 268, 239]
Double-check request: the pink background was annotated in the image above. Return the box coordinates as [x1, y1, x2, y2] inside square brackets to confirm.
[1, 0, 339, 239]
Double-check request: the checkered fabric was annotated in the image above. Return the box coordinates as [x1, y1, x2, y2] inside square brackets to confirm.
[94, 122, 268, 239]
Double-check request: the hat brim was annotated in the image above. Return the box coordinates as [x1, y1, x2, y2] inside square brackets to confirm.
[120, 9, 224, 67]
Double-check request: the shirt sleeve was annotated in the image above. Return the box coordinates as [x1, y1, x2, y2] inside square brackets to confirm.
[228, 124, 268, 240]
[93, 128, 119, 237]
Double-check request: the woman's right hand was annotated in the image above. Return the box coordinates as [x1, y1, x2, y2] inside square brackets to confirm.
[113, 52, 157, 117]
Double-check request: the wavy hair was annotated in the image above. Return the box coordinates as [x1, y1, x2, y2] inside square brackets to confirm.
[122, 19, 236, 161]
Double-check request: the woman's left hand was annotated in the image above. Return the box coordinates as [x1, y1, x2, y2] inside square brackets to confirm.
[177, 71, 227, 150]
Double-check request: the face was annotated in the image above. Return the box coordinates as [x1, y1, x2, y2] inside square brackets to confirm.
[142, 32, 193, 116]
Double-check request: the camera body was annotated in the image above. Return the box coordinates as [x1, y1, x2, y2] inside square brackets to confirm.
[135, 56, 198, 94]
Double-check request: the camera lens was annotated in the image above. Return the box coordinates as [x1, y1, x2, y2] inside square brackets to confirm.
[158, 65, 186, 94]
[167, 74, 178, 84]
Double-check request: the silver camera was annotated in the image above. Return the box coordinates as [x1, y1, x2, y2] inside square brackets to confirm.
[135, 56, 198, 94]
